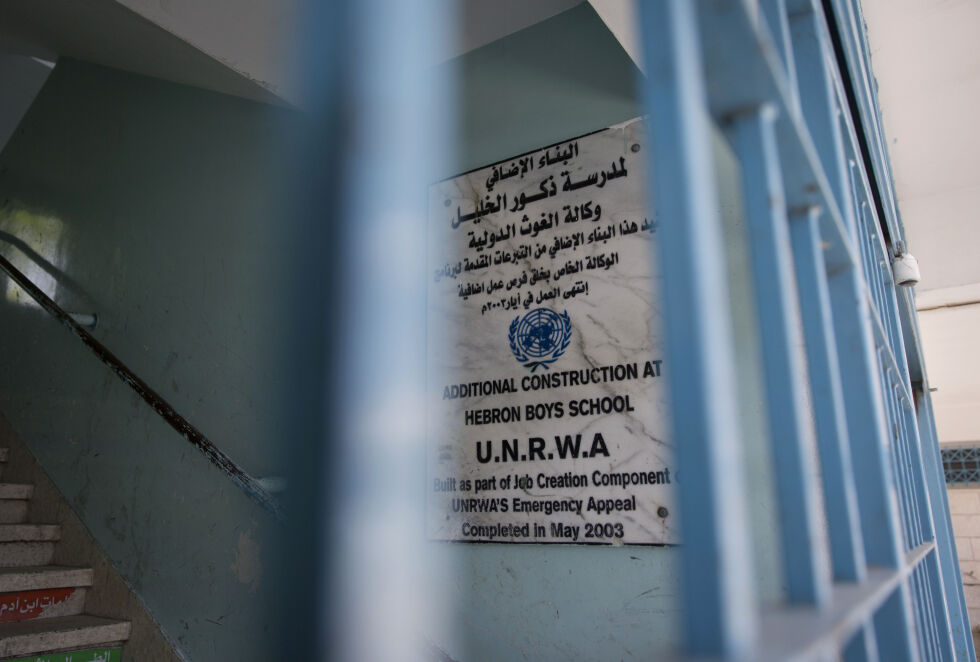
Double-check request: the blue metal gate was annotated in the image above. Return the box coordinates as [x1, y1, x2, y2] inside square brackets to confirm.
[637, 0, 973, 659]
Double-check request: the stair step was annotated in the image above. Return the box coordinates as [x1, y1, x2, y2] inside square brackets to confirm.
[0, 587, 87, 623]
[0, 614, 130, 658]
[0, 488, 30, 502]
[0, 567, 92, 623]
[0, 503, 27, 526]
[0, 568, 93, 594]
[0, 527, 59, 544]
[0, 545, 55, 569]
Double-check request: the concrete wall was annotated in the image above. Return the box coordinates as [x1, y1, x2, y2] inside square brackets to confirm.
[0, 55, 52, 154]
[0, 58, 301, 661]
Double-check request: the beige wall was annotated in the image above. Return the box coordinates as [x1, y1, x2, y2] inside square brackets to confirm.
[919, 305, 980, 442]
[948, 488, 980, 651]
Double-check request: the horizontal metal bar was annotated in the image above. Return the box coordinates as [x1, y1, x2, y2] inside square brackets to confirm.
[755, 543, 933, 662]
[0, 253, 281, 519]
[652, 543, 935, 662]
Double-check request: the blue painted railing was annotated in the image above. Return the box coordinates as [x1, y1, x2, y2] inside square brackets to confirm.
[637, 1, 973, 659]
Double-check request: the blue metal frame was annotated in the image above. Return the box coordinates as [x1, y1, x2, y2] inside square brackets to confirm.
[637, 0, 974, 659]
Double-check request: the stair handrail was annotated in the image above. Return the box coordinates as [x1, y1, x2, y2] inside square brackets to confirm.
[0, 253, 282, 520]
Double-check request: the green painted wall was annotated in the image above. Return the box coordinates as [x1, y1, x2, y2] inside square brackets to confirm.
[0, 58, 297, 660]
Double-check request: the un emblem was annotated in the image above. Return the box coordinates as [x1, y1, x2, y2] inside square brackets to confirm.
[508, 308, 572, 372]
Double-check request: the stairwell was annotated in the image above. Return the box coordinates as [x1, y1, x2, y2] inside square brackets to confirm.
[0, 415, 181, 662]
[0, 445, 130, 660]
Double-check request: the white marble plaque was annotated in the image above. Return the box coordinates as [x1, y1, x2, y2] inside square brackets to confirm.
[427, 119, 677, 545]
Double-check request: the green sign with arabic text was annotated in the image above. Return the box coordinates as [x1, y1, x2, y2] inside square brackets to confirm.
[6, 648, 120, 662]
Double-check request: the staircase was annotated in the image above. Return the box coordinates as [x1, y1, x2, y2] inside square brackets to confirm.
[0, 447, 130, 661]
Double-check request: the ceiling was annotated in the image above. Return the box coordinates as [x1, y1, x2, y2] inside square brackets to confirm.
[0, 0, 284, 105]
[861, 0, 980, 304]
[0, 0, 618, 108]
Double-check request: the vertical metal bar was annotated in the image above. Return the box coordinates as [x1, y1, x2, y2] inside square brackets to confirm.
[727, 105, 830, 606]
[926, 550, 957, 662]
[318, 0, 450, 660]
[789, 27, 920, 655]
[901, 408, 924, 550]
[873, 585, 919, 662]
[788, 3, 856, 239]
[879, 278, 907, 383]
[828, 264, 919, 657]
[854, 198, 875, 296]
[912, 562, 935, 661]
[871, 245, 889, 333]
[925, 561, 945, 662]
[824, 0, 903, 244]
[844, 622, 880, 662]
[859, 207, 888, 337]
[789, 206, 865, 581]
[922, 561, 944, 661]
[916, 388, 974, 661]
[638, 2, 758, 656]
[894, 384, 919, 550]
[882, 376, 915, 550]
[872, 217, 913, 385]
[920, 566, 937, 661]
[875, 365, 907, 552]
[827, 263, 905, 567]
[761, 0, 800, 114]
[863, 197, 912, 388]
[901, 400, 932, 543]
